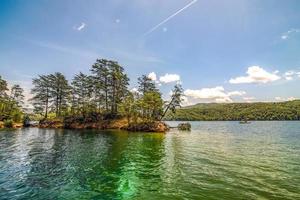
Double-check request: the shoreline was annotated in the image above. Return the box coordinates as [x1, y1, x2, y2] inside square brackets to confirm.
[0, 119, 170, 133]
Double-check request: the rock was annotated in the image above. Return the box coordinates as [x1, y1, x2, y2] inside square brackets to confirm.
[178, 123, 191, 131]
[126, 121, 169, 132]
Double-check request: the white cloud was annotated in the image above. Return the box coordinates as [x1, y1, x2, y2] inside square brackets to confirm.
[285, 76, 293, 81]
[288, 97, 296, 101]
[75, 22, 86, 31]
[275, 96, 297, 101]
[285, 71, 295, 76]
[283, 70, 300, 80]
[184, 86, 246, 103]
[229, 66, 281, 84]
[159, 73, 180, 83]
[228, 91, 246, 96]
[243, 97, 255, 100]
[147, 72, 157, 81]
[130, 87, 138, 93]
[281, 28, 300, 40]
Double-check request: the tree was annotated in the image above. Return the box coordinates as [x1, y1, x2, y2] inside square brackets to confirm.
[0, 75, 8, 98]
[137, 75, 157, 95]
[108, 61, 129, 115]
[119, 92, 136, 124]
[48, 72, 71, 117]
[161, 83, 184, 119]
[71, 72, 93, 116]
[31, 75, 51, 118]
[138, 91, 164, 122]
[0, 76, 9, 120]
[10, 84, 25, 108]
[91, 59, 110, 112]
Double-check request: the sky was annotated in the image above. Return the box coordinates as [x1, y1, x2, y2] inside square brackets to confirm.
[1, 0, 300, 106]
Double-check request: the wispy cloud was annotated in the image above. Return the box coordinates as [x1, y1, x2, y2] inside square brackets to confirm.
[281, 28, 300, 40]
[26, 39, 99, 59]
[143, 0, 198, 36]
[74, 22, 86, 31]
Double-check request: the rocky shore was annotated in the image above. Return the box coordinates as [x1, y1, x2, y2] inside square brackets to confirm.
[38, 118, 169, 132]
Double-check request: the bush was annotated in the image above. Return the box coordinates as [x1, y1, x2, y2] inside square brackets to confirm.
[12, 111, 22, 122]
[178, 123, 191, 131]
[4, 119, 14, 128]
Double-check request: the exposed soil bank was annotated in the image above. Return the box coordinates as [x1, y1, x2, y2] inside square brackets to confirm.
[38, 118, 169, 133]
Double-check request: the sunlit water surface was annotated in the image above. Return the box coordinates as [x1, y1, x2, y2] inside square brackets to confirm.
[0, 121, 300, 200]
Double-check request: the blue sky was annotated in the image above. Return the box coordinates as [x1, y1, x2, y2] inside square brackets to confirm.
[1, 0, 300, 105]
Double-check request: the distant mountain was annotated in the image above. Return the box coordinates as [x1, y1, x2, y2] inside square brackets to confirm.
[164, 100, 300, 121]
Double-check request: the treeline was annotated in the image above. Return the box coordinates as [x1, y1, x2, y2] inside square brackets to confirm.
[165, 101, 300, 121]
[30, 59, 183, 124]
[0, 76, 24, 123]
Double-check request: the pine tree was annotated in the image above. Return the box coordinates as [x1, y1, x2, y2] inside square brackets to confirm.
[71, 72, 93, 116]
[90, 59, 110, 112]
[137, 75, 157, 95]
[161, 83, 184, 119]
[108, 61, 129, 115]
[0, 75, 8, 98]
[48, 72, 71, 117]
[31, 75, 51, 118]
[10, 84, 25, 108]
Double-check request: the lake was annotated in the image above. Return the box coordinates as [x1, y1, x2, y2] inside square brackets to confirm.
[0, 121, 300, 199]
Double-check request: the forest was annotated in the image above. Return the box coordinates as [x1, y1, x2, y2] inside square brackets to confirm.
[164, 100, 300, 121]
[0, 59, 183, 128]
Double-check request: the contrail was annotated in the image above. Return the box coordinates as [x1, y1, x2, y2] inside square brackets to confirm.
[143, 0, 198, 36]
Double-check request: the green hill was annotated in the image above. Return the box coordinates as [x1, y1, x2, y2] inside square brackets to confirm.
[164, 100, 300, 121]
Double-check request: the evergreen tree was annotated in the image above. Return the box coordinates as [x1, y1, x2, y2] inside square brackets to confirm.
[10, 84, 25, 108]
[161, 83, 184, 119]
[90, 59, 110, 112]
[48, 72, 71, 117]
[108, 61, 129, 115]
[138, 91, 163, 121]
[0, 75, 8, 98]
[31, 75, 51, 118]
[137, 75, 157, 95]
[71, 72, 93, 116]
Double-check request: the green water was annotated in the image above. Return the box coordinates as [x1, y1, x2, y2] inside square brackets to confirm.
[0, 121, 300, 200]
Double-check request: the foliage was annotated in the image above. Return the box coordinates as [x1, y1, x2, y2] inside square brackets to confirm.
[0, 76, 24, 122]
[165, 101, 300, 121]
[4, 119, 13, 128]
[161, 83, 184, 119]
[28, 59, 166, 124]
[178, 123, 191, 131]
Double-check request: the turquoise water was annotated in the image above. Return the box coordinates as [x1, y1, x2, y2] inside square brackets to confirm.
[0, 121, 300, 199]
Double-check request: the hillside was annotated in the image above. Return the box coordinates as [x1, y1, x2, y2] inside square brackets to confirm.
[164, 100, 300, 121]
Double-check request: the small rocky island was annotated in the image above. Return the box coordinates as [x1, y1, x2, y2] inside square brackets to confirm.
[0, 59, 183, 132]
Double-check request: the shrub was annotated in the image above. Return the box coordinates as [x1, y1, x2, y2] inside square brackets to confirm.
[4, 119, 14, 128]
[178, 123, 191, 131]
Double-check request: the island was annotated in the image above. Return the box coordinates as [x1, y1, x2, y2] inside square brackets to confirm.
[0, 58, 183, 132]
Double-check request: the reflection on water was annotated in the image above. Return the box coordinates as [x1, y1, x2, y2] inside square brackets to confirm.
[0, 121, 300, 199]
